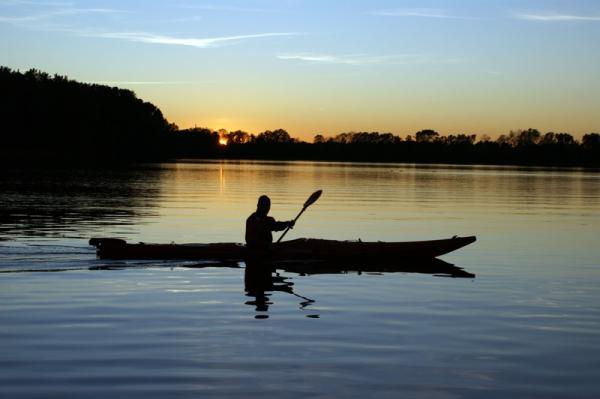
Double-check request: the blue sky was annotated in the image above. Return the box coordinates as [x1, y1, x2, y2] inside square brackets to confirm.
[1, 0, 599, 139]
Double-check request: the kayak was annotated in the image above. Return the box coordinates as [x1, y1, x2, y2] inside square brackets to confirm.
[89, 236, 476, 261]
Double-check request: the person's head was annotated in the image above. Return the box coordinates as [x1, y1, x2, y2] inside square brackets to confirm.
[256, 195, 271, 216]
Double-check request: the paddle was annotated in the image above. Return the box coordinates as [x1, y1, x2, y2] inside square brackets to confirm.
[277, 190, 323, 243]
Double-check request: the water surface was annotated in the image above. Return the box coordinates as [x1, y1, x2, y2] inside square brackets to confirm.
[1, 161, 599, 398]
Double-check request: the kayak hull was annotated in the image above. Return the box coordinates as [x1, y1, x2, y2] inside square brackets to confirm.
[89, 236, 476, 261]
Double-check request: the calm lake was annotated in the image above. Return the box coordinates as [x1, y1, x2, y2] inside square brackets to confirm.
[1, 161, 599, 398]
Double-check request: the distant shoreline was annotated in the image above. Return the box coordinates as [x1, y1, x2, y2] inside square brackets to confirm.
[167, 158, 600, 172]
[2, 148, 599, 171]
[2, 66, 598, 169]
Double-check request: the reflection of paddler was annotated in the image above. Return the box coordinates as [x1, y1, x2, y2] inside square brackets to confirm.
[243, 262, 275, 316]
[244, 261, 274, 295]
[244, 261, 315, 318]
[244, 262, 294, 294]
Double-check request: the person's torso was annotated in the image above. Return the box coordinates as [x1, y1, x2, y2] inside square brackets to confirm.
[245, 212, 275, 248]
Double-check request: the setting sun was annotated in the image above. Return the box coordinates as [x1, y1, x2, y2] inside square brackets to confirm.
[219, 137, 228, 146]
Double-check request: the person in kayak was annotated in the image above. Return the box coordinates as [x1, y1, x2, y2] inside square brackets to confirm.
[245, 195, 294, 251]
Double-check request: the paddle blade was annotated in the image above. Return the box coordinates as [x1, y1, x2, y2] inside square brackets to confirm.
[303, 190, 323, 208]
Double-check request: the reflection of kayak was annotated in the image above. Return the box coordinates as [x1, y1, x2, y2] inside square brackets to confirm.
[273, 258, 475, 278]
[89, 236, 476, 261]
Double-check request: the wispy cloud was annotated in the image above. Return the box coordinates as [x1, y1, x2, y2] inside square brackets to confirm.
[161, 15, 203, 23]
[0, 0, 74, 5]
[0, 7, 124, 24]
[0, 4, 298, 49]
[277, 53, 398, 65]
[91, 31, 298, 48]
[178, 4, 275, 13]
[484, 70, 504, 76]
[370, 8, 453, 19]
[515, 13, 600, 21]
[277, 53, 461, 66]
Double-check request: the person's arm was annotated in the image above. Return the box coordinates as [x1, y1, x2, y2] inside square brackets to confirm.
[269, 217, 295, 232]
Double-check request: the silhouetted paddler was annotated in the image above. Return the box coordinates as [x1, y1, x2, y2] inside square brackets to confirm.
[245, 195, 294, 251]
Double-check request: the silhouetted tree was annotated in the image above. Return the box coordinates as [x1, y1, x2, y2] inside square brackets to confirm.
[313, 134, 326, 144]
[255, 129, 294, 144]
[441, 134, 476, 145]
[540, 132, 557, 145]
[415, 129, 439, 143]
[555, 133, 576, 145]
[379, 133, 400, 144]
[168, 127, 219, 156]
[0, 66, 172, 161]
[226, 130, 250, 144]
[508, 128, 541, 147]
[582, 133, 600, 150]
[331, 132, 351, 144]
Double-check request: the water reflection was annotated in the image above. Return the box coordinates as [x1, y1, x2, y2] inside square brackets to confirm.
[278, 258, 475, 278]
[243, 258, 474, 319]
[245, 263, 298, 319]
[0, 166, 163, 239]
[2, 161, 598, 246]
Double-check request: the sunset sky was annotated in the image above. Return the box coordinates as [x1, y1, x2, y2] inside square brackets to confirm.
[1, 0, 599, 140]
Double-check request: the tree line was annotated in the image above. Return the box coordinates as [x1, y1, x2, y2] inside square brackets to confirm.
[1, 66, 598, 166]
[1, 66, 174, 161]
[183, 127, 599, 166]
